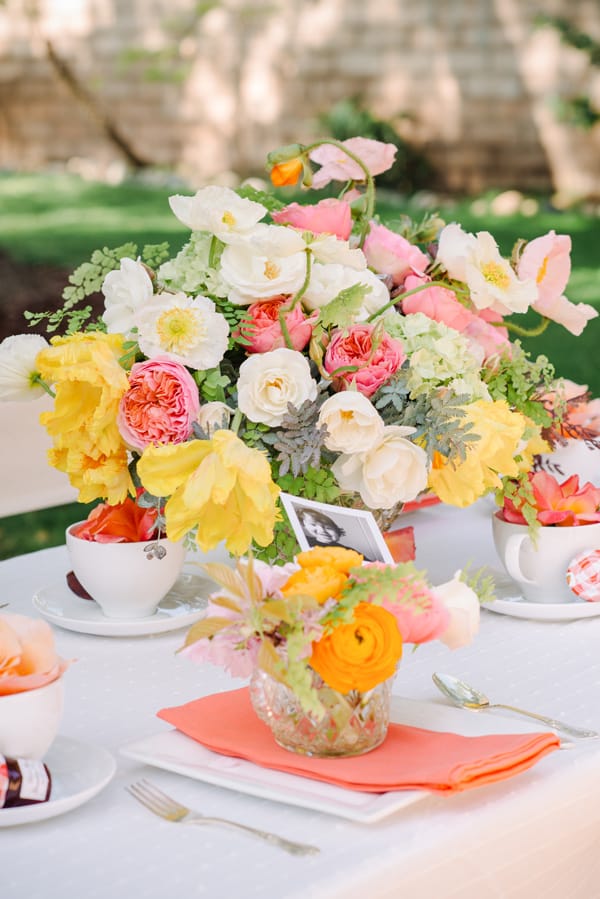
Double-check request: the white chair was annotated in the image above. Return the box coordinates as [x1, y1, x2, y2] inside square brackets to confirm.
[0, 396, 77, 517]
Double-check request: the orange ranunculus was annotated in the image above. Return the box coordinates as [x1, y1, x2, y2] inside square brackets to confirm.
[310, 602, 402, 694]
[70, 496, 159, 543]
[270, 158, 303, 187]
[281, 565, 348, 605]
[295, 546, 363, 574]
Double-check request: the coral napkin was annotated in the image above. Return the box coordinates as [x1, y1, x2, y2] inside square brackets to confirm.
[158, 688, 560, 794]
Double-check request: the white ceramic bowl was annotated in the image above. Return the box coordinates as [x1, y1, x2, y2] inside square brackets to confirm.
[0, 677, 64, 759]
[66, 525, 186, 619]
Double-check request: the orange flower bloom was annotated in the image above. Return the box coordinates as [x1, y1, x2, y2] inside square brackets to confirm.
[281, 565, 348, 605]
[270, 158, 303, 187]
[70, 496, 159, 543]
[295, 546, 363, 574]
[310, 602, 402, 693]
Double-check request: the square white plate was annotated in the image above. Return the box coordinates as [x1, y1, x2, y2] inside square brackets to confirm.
[120, 696, 542, 823]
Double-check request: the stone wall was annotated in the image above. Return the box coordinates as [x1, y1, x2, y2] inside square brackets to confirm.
[0, 0, 599, 196]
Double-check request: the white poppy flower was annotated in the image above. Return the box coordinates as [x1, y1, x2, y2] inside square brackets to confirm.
[0, 334, 50, 401]
[318, 391, 384, 453]
[433, 572, 480, 649]
[168, 186, 266, 243]
[464, 232, 538, 315]
[435, 223, 477, 282]
[102, 257, 154, 336]
[332, 425, 428, 509]
[237, 348, 318, 426]
[307, 234, 367, 270]
[221, 226, 308, 305]
[302, 263, 390, 320]
[135, 292, 229, 370]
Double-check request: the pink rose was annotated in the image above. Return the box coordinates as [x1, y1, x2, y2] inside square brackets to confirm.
[518, 231, 598, 336]
[0, 613, 68, 696]
[236, 296, 314, 353]
[324, 324, 405, 397]
[271, 199, 352, 240]
[118, 356, 200, 451]
[382, 589, 450, 644]
[364, 224, 429, 286]
[309, 138, 397, 189]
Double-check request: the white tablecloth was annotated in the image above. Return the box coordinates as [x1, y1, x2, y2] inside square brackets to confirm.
[2, 501, 600, 898]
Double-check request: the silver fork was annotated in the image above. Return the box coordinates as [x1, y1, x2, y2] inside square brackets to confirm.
[126, 779, 320, 856]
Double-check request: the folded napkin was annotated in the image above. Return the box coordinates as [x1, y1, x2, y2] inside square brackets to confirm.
[158, 688, 560, 794]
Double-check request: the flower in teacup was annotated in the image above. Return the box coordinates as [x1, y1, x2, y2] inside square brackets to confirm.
[236, 347, 318, 427]
[433, 573, 480, 649]
[0, 334, 49, 401]
[318, 391, 384, 454]
[309, 137, 397, 188]
[118, 356, 200, 451]
[102, 257, 154, 336]
[0, 613, 67, 696]
[137, 429, 280, 555]
[236, 296, 313, 353]
[517, 231, 597, 336]
[196, 401, 232, 435]
[135, 292, 230, 370]
[363, 222, 429, 286]
[310, 602, 402, 693]
[70, 496, 158, 543]
[220, 225, 308, 305]
[501, 472, 600, 527]
[324, 323, 405, 397]
[168, 185, 266, 242]
[272, 198, 353, 240]
[332, 425, 429, 509]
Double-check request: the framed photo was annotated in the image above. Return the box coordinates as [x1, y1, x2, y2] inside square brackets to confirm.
[280, 493, 395, 564]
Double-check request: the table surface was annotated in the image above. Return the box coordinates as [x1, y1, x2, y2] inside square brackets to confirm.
[2, 500, 600, 899]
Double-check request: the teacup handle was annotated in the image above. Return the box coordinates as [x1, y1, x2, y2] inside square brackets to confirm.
[504, 534, 537, 584]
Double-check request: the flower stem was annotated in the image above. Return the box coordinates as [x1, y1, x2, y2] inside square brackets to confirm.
[501, 317, 551, 338]
[366, 280, 452, 322]
[30, 373, 55, 398]
[279, 248, 313, 348]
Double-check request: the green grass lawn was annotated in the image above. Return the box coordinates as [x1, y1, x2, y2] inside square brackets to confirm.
[0, 171, 598, 559]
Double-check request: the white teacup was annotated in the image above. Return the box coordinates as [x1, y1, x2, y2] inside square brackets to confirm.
[66, 525, 186, 619]
[492, 513, 600, 603]
[0, 677, 64, 759]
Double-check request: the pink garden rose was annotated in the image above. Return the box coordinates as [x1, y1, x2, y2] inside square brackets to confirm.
[364, 224, 429, 286]
[118, 355, 200, 451]
[271, 198, 353, 240]
[309, 138, 397, 189]
[518, 231, 598, 336]
[0, 613, 68, 696]
[236, 296, 314, 354]
[324, 324, 406, 397]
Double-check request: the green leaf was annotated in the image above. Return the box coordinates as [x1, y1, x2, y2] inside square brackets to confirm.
[319, 283, 371, 329]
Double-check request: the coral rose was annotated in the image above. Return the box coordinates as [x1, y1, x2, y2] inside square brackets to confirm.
[70, 496, 158, 543]
[118, 356, 200, 452]
[237, 296, 313, 353]
[272, 199, 353, 240]
[324, 324, 405, 397]
[310, 602, 402, 693]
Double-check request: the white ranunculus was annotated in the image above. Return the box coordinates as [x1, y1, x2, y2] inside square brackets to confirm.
[135, 292, 229, 370]
[168, 186, 266, 242]
[220, 226, 308, 305]
[308, 234, 367, 270]
[332, 425, 429, 509]
[303, 263, 389, 320]
[197, 401, 232, 435]
[433, 572, 480, 649]
[102, 257, 154, 336]
[237, 348, 318, 426]
[435, 223, 477, 282]
[464, 231, 538, 315]
[318, 391, 384, 453]
[0, 334, 50, 401]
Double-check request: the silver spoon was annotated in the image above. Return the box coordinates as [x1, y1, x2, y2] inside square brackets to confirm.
[433, 672, 599, 740]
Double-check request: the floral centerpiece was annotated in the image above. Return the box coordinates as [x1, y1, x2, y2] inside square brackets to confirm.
[0, 136, 597, 560]
[179, 545, 483, 756]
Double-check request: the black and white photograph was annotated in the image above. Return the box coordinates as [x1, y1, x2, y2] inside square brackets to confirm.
[280, 493, 394, 564]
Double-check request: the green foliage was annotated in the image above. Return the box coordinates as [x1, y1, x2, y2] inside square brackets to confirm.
[459, 566, 497, 605]
[319, 283, 371, 329]
[483, 343, 555, 426]
[276, 466, 341, 504]
[260, 397, 328, 477]
[237, 184, 285, 213]
[141, 242, 171, 269]
[194, 367, 232, 403]
[321, 98, 435, 193]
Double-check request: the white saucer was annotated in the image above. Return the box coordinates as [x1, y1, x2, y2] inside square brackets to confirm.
[484, 569, 600, 621]
[32, 565, 211, 636]
[0, 735, 115, 827]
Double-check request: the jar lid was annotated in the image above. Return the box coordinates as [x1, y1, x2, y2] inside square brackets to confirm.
[566, 549, 600, 601]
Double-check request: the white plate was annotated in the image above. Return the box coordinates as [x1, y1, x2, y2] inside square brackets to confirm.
[32, 566, 211, 636]
[120, 696, 542, 823]
[0, 735, 115, 827]
[483, 569, 600, 621]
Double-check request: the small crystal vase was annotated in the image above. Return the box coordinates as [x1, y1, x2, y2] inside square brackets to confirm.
[249, 668, 394, 758]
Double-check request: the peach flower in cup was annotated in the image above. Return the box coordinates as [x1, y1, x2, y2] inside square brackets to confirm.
[0, 613, 67, 696]
[324, 324, 405, 397]
[118, 356, 200, 451]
